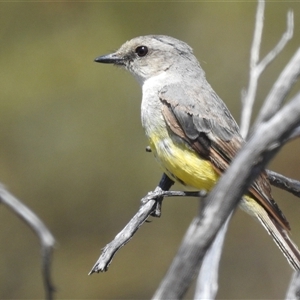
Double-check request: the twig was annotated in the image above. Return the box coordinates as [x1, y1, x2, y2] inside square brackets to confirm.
[89, 197, 157, 273]
[250, 0, 265, 71]
[240, 3, 294, 137]
[89, 174, 206, 274]
[0, 184, 56, 300]
[252, 47, 300, 132]
[287, 125, 300, 142]
[239, 0, 264, 138]
[267, 170, 300, 198]
[152, 91, 300, 300]
[194, 214, 232, 300]
[285, 271, 300, 300]
[259, 9, 293, 71]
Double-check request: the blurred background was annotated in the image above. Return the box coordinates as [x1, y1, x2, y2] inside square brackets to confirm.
[0, 1, 300, 299]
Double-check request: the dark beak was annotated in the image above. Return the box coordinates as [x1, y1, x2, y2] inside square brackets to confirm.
[94, 53, 123, 65]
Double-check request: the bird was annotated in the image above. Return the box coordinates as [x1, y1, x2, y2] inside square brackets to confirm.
[94, 35, 300, 270]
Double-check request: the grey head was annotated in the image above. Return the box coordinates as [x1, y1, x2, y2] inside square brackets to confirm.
[95, 35, 202, 85]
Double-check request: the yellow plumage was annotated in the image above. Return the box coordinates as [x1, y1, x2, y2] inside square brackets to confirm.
[149, 133, 218, 191]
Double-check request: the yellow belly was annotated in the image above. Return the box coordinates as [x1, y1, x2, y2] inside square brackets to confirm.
[149, 133, 219, 191]
[148, 129, 260, 222]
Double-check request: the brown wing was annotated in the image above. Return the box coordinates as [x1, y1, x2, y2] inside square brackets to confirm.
[159, 84, 290, 231]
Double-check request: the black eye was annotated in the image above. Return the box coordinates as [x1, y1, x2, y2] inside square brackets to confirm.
[135, 46, 148, 57]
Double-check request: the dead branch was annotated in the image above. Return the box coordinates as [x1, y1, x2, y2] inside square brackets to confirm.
[0, 184, 56, 300]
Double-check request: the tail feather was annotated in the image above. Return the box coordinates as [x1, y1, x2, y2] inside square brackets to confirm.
[241, 196, 300, 271]
[256, 212, 300, 271]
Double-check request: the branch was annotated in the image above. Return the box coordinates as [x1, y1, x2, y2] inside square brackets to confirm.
[152, 91, 300, 299]
[285, 271, 300, 300]
[89, 174, 206, 274]
[240, 3, 294, 137]
[0, 185, 56, 300]
[194, 214, 232, 299]
[267, 170, 300, 198]
[89, 197, 157, 273]
[239, 0, 265, 138]
[287, 125, 300, 142]
[252, 47, 300, 132]
[259, 9, 293, 70]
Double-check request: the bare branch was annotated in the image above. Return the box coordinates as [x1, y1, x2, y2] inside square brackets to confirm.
[252, 47, 300, 130]
[89, 174, 206, 274]
[267, 170, 300, 198]
[259, 10, 293, 71]
[287, 125, 300, 142]
[194, 214, 232, 299]
[240, 0, 265, 137]
[240, 5, 294, 137]
[250, 0, 265, 70]
[89, 197, 157, 273]
[152, 91, 300, 300]
[0, 185, 56, 300]
[285, 271, 300, 300]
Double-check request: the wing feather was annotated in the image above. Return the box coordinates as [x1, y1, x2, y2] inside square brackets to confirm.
[159, 84, 290, 230]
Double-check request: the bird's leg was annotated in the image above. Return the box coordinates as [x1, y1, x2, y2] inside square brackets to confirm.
[140, 173, 175, 217]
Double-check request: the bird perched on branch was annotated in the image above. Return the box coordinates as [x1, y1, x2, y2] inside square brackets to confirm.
[95, 35, 300, 270]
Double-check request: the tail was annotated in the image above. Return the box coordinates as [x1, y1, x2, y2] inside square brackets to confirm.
[241, 196, 300, 271]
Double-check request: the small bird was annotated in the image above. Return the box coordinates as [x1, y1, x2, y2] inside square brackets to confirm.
[95, 35, 300, 270]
